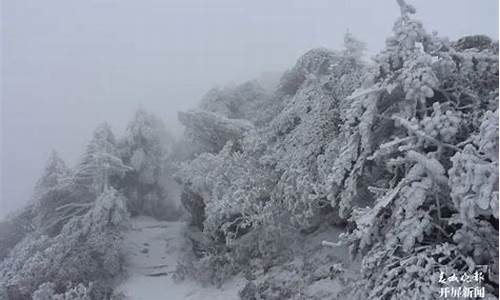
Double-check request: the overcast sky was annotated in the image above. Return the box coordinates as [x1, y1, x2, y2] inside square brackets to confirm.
[1, 0, 498, 219]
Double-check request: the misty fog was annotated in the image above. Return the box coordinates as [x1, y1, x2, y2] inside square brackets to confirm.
[1, 0, 498, 218]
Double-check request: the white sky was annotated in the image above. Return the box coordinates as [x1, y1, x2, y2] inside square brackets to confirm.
[1, 0, 498, 218]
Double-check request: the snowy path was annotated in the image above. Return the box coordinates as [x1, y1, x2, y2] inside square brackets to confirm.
[116, 217, 245, 300]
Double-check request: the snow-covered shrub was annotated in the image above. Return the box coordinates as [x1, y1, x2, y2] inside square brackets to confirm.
[33, 150, 72, 198]
[175, 137, 283, 274]
[453, 34, 496, 52]
[32, 282, 92, 300]
[31, 151, 75, 236]
[179, 187, 206, 231]
[175, 124, 314, 286]
[202, 143, 276, 242]
[278, 48, 339, 96]
[174, 244, 239, 288]
[176, 106, 265, 236]
[175, 32, 367, 288]
[448, 110, 499, 288]
[239, 227, 350, 300]
[267, 42, 366, 227]
[175, 150, 221, 230]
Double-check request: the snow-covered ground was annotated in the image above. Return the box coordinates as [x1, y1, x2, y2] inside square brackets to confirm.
[116, 217, 245, 300]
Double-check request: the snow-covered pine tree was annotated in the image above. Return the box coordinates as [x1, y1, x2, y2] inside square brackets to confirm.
[33, 150, 71, 198]
[267, 44, 366, 228]
[32, 150, 73, 235]
[0, 187, 128, 299]
[1, 153, 71, 260]
[74, 122, 131, 195]
[175, 109, 256, 232]
[118, 109, 177, 219]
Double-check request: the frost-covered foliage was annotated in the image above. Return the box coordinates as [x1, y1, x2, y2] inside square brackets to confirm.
[176, 121, 290, 285]
[175, 1, 498, 298]
[178, 40, 367, 233]
[338, 1, 499, 298]
[176, 136, 291, 269]
[118, 109, 177, 219]
[74, 123, 131, 195]
[447, 111, 499, 291]
[0, 108, 183, 299]
[33, 150, 71, 198]
[201, 142, 275, 242]
[269, 45, 366, 227]
[0, 104, 191, 298]
[32, 124, 130, 236]
[0, 151, 70, 248]
[449, 111, 499, 220]
[175, 33, 368, 286]
[0, 123, 138, 299]
[0, 188, 128, 300]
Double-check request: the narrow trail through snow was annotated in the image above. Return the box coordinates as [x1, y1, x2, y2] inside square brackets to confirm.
[116, 217, 244, 300]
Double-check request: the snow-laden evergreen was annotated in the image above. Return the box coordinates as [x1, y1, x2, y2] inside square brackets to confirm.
[0, 1, 497, 299]
[174, 1, 498, 299]
[0, 188, 128, 299]
[118, 109, 177, 220]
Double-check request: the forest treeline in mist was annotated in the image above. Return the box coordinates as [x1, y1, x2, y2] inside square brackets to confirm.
[1, 1, 498, 299]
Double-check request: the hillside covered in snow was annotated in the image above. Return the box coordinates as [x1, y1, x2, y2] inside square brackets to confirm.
[1, 1, 498, 299]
